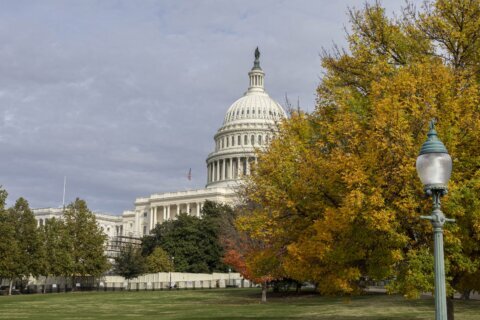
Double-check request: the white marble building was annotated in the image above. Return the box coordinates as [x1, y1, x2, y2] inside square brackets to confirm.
[33, 48, 286, 241]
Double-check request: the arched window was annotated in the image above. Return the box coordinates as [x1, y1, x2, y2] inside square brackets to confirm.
[244, 135, 248, 145]
[221, 138, 224, 149]
[226, 136, 229, 147]
[238, 135, 241, 145]
[258, 135, 262, 145]
[251, 135, 255, 145]
[232, 136, 235, 146]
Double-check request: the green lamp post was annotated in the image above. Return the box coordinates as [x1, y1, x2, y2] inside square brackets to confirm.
[416, 119, 454, 320]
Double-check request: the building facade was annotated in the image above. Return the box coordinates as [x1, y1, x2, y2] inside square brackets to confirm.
[33, 48, 286, 243]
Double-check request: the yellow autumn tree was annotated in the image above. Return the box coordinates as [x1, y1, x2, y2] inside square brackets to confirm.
[238, 0, 480, 298]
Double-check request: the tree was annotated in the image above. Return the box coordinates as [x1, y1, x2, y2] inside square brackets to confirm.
[38, 217, 74, 293]
[4, 197, 42, 295]
[0, 189, 21, 295]
[238, 0, 480, 301]
[221, 203, 283, 302]
[142, 201, 232, 273]
[114, 243, 146, 280]
[146, 247, 173, 273]
[63, 198, 109, 288]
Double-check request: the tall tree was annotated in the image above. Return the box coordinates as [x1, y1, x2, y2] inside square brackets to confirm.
[38, 217, 74, 292]
[63, 198, 109, 287]
[239, 0, 480, 300]
[0, 189, 21, 295]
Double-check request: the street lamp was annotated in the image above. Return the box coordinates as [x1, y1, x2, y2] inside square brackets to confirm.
[416, 119, 454, 320]
[169, 256, 175, 289]
[228, 268, 231, 287]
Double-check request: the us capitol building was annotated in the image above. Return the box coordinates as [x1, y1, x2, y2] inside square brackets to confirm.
[33, 49, 286, 245]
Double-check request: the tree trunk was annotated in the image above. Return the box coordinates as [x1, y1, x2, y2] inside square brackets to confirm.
[8, 279, 13, 296]
[461, 289, 471, 300]
[261, 282, 267, 303]
[296, 282, 302, 294]
[447, 295, 454, 320]
[43, 276, 48, 294]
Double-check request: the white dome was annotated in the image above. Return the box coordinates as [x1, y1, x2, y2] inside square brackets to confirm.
[205, 48, 286, 189]
[223, 92, 286, 125]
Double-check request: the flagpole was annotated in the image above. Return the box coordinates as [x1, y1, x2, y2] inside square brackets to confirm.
[62, 176, 67, 210]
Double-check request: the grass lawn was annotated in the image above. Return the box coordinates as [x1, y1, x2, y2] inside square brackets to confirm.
[0, 288, 479, 319]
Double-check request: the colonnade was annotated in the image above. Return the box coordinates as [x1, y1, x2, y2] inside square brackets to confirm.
[149, 202, 204, 228]
[207, 156, 256, 184]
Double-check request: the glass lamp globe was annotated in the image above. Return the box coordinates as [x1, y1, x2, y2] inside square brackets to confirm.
[416, 120, 452, 189]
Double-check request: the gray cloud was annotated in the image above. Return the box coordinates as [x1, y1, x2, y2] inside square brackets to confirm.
[0, 0, 421, 213]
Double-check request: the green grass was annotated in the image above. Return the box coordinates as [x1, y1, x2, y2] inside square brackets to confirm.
[0, 289, 479, 319]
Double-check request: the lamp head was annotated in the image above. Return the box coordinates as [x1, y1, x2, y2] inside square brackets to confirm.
[416, 120, 452, 193]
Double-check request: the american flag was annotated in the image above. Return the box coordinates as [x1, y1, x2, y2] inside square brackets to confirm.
[187, 168, 192, 181]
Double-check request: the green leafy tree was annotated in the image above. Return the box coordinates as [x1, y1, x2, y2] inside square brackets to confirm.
[146, 247, 174, 273]
[142, 201, 233, 273]
[38, 217, 74, 292]
[5, 197, 42, 294]
[63, 198, 109, 287]
[114, 243, 146, 280]
[0, 189, 21, 295]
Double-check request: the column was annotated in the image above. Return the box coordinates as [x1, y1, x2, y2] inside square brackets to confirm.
[230, 158, 234, 179]
[223, 159, 227, 180]
[246, 157, 250, 175]
[187, 203, 190, 215]
[197, 202, 201, 216]
[135, 211, 140, 235]
[163, 206, 166, 222]
[154, 206, 158, 226]
[150, 207, 154, 228]
[236, 158, 240, 177]
[216, 160, 220, 182]
[177, 204, 180, 215]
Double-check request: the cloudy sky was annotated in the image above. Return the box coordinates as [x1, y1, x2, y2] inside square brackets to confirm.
[0, 0, 421, 214]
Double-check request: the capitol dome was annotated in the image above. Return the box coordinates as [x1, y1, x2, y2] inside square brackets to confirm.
[205, 48, 286, 188]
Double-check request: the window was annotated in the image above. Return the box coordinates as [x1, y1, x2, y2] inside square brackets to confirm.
[258, 135, 262, 145]
[244, 135, 248, 145]
[238, 135, 241, 145]
[232, 136, 235, 146]
[227, 137, 229, 147]
[143, 212, 147, 217]
[221, 139, 224, 149]
[143, 226, 147, 235]
[251, 135, 255, 145]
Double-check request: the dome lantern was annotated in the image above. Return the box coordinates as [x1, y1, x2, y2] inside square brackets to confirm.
[247, 47, 265, 94]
